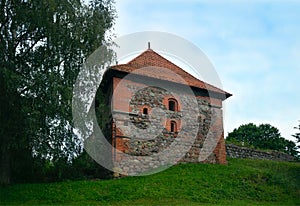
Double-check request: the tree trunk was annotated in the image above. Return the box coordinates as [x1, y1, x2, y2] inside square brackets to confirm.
[0, 148, 11, 185]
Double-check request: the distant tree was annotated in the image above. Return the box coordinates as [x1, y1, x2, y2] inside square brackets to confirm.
[284, 140, 298, 157]
[226, 123, 298, 157]
[226, 123, 260, 147]
[292, 121, 300, 149]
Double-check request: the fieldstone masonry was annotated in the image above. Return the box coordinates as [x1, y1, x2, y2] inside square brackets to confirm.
[111, 82, 226, 175]
[116, 86, 210, 158]
[226, 144, 296, 162]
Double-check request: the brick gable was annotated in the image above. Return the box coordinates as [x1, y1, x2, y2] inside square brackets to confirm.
[110, 49, 231, 99]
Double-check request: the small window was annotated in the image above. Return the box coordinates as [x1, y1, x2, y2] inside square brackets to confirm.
[143, 108, 148, 115]
[170, 121, 177, 132]
[168, 99, 178, 111]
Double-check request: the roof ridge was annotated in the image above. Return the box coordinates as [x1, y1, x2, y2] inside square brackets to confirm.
[110, 49, 231, 98]
[127, 50, 151, 65]
[127, 49, 225, 92]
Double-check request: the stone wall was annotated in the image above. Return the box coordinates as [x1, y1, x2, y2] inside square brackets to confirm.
[111, 76, 227, 175]
[226, 144, 296, 162]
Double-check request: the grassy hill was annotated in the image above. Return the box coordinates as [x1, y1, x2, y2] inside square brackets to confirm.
[0, 158, 299, 206]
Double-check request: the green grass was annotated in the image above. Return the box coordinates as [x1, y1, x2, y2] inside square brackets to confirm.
[1, 158, 299, 205]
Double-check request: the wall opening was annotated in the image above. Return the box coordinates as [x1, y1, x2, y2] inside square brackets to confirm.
[170, 121, 177, 132]
[143, 107, 148, 115]
[168, 99, 178, 111]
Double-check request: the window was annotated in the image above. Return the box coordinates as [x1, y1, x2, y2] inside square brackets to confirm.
[168, 99, 178, 111]
[143, 107, 148, 115]
[170, 121, 177, 132]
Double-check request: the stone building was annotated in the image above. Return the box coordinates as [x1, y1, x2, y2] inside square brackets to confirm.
[99, 46, 231, 175]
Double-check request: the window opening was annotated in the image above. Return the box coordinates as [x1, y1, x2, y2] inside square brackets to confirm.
[170, 121, 177, 132]
[143, 107, 148, 115]
[168, 99, 177, 111]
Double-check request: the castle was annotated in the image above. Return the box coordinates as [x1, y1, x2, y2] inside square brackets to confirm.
[99, 45, 231, 175]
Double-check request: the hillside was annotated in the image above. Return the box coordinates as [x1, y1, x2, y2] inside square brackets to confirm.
[0, 158, 299, 206]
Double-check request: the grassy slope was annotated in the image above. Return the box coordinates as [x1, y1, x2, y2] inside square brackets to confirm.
[0, 158, 299, 206]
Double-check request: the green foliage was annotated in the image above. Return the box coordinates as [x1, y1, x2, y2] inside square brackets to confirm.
[292, 120, 300, 148]
[71, 151, 112, 180]
[226, 123, 298, 157]
[0, 0, 116, 184]
[0, 158, 299, 205]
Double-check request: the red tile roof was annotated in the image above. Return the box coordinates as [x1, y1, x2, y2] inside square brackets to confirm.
[110, 49, 231, 98]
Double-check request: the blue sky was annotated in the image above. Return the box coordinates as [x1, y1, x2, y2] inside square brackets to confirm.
[113, 0, 300, 141]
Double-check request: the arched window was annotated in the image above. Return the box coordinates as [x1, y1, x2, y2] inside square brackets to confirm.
[168, 99, 178, 111]
[170, 121, 177, 133]
[143, 107, 148, 115]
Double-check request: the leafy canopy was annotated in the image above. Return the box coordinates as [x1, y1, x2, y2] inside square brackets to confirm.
[226, 123, 298, 157]
[292, 120, 300, 149]
[0, 0, 116, 183]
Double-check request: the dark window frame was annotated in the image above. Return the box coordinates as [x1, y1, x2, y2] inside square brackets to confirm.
[170, 121, 177, 132]
[168, 98, 178, 111]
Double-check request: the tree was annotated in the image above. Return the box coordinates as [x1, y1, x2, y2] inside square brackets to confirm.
[226, 123, 298, 157]
[292, 120, 300, 149]
[0, 0, 116, 184]
[226, 123, 260, 147]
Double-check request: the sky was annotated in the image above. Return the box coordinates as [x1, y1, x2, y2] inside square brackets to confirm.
[113, 0, 300, 141]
